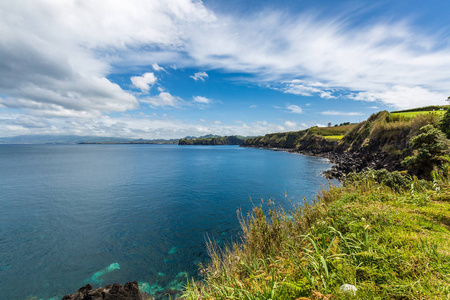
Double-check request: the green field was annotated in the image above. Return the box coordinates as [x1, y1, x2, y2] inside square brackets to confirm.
[390, 110, 446, 119]
[323, 135, 344, 140]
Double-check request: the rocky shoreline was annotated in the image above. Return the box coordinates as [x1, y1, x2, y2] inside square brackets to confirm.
[242, 145, 404, 179]
[62, 281, 152, 300]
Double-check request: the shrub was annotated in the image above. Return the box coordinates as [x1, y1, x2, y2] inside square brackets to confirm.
[403, 124, 450, 178]
[439, 107, 450, 139]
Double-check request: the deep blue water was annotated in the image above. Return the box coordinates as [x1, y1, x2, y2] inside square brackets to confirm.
[0, 145, 334, 299]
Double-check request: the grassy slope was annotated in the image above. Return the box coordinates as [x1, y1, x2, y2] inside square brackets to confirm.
[390, 111, 446, 119]
[241, 125, 356, 149]
[183, 171, 450, 299]
[182, 109, 450, 300]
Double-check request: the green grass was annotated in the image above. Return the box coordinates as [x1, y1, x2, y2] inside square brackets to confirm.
[310, 125, 356, 137]
[182, 169, 450, 299]
[323, 135, 344, 140]
[390, 110, 446, 119]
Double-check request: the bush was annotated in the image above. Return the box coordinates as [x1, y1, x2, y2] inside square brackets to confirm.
[439, 107, 450, 139]
[403, 125, 450, 178]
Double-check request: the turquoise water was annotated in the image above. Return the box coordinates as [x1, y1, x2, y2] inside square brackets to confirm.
[0, 145, 334, 299]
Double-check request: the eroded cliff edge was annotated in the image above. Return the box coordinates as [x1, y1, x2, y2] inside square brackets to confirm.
[241, 110, 442, 178]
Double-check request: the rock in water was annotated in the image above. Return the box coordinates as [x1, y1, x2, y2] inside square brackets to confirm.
[62, 281, 152, 300]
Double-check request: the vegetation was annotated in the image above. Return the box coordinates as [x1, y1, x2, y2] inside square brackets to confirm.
[402, 125, 450, 177]
[183, 168, 450, 299]
[179, 136, 246, 145]
[439, 108, 450, 139]
[181, 107, 450, 299]
[241, 125, 355, 150]
[323, 135, 344, 141]
[391, 105, 450, 113]
[390, 111, 446, 120]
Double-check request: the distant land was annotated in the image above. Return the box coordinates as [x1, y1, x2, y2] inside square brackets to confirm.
[0, 134, 251, 145]
[0, 135, 179, 145]
[178, 135, 248, 145]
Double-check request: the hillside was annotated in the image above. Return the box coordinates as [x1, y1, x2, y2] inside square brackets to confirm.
[242, 124, 355, 151]
[184, 169, 450, 299]
[183, 107, 450, 300]
[242, 109, 446, 177]
[179, 135, 246, 145]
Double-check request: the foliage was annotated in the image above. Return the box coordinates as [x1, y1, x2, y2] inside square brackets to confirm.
[182, 168, 450, 299]
[389, 111, 446, 120]
[391, 105, 450, 113]
[179, 135, 246, 145]
[323, 135, 344, 140]
[403, 125, 450, 177]
[439, 107, 450, 139]
[345, 169, 412, 192]
[241, 125, 355, 149]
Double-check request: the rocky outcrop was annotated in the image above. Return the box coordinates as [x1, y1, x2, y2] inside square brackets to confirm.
[62, 281, 151, 300]
[242, 110, 442, 179]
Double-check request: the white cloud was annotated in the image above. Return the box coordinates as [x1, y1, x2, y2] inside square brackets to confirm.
[2, 0, 450, 137]
[350, 86, 446, 109]
[190, 72, 209, 81]
[0, 0, 214, 118]
[130, 73, 157, 92]
[0, 111, 300, 139]
[141, 92, 183, 108]
[286, 104, 303, 114]
[321, 110, 364, 116]
[185, 9, 450, 108]
[192, 95, 217, 109]
[193, 96, 212, 104]
[249, 105, 258, 108]
[152, 63, 166, 72]
[284, 121, 297, 128]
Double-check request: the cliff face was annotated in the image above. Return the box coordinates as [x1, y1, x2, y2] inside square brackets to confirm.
[242, 111, 443, 177]
[241, 124, 353, 152]
[179, 135, 245, 145]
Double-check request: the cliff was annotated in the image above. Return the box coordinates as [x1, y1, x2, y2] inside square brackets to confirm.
[242, 110, 444, 177]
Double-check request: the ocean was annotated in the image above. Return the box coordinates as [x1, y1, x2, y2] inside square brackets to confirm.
[0, 144, 334, 299]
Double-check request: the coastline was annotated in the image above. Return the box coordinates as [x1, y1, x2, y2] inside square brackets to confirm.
[240, 144, 404, 179]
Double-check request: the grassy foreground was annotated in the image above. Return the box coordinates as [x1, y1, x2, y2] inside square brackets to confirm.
[182, 169, 450, 299]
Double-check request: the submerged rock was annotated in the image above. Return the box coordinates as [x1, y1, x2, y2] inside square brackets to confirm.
[62, 281, 152, 300]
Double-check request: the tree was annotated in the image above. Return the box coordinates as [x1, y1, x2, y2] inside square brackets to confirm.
[439, 107, 450, 139]
[402, 124, 449, 177]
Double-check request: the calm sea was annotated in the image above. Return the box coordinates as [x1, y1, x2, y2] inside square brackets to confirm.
[0, 144, 334, 299]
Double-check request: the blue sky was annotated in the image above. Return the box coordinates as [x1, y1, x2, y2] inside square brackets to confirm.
[1, 0, 450, 139]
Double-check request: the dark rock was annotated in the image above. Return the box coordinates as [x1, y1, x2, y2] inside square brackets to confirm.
[62, 281, 152, 300]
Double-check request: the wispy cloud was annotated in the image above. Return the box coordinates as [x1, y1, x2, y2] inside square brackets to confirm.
[286, 104, 303, 114]
[193, 96, 212, 104]
[190, 72, 209, 81]
[321, 110, 364, 116]
[192, 95, 217, 108]
[152, 63, 166, 72]
[141, 92, 183, 108]
[283, 80, 336, 99]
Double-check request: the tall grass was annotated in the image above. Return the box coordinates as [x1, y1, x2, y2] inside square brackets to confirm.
[182, 169, 450, 299]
